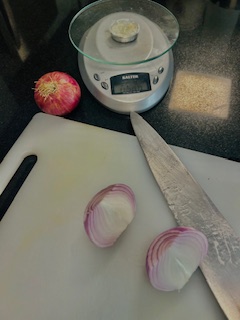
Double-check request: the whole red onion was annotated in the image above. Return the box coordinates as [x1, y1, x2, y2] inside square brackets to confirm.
[34, 71, 81, 116]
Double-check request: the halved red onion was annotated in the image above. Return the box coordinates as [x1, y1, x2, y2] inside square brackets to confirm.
[146, 226, 208, 291]
[84, 184, 136, 248]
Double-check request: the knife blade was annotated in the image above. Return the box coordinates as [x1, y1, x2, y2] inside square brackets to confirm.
[130, 111, 240, 320]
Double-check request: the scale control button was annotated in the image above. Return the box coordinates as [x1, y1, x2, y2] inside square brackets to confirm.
[158, 67, 164, 74]
[153, 76, 159, 85]
[94, 73, 100, 81]
[101, 82, 109, 90]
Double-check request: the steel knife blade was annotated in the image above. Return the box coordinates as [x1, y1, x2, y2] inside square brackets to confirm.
[130, 111, 240, 320]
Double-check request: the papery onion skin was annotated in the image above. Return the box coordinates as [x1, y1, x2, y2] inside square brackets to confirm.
[146, 226, 208, 292]
[34, 71, 81, 116]
[84, 184, 136, 248]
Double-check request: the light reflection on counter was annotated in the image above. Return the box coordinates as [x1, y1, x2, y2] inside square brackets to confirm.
[168, 70, 231, 119]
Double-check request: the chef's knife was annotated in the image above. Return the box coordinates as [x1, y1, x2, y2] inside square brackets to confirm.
[130, 112, 240, 320]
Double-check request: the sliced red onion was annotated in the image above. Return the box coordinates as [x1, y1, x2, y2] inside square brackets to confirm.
[146, 226, 208, 291]
[84, 184, 136, 248]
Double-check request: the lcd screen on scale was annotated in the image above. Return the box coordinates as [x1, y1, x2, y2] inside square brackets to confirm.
[111, 73, 151, 95]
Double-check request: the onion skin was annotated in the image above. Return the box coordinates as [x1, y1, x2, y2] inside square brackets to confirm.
[146, 226, 208, 291]
[84, 184, 136, 248]
[34, 71, 81, 116]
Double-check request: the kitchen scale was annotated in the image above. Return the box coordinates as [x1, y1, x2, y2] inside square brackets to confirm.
[69, 0, 179, 114]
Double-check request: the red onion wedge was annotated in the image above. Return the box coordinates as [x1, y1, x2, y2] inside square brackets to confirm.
[146, 226, 208, 291]
[84, 184, 136, 248]
[34, 71, 81, 115]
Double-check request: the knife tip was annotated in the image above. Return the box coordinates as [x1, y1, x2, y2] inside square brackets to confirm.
[130, 111, 140, 123]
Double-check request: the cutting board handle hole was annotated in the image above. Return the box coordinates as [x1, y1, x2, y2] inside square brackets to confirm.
[0, 155, 37, 220]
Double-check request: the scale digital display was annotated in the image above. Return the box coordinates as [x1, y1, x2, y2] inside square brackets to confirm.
[111, 73, 151, 95]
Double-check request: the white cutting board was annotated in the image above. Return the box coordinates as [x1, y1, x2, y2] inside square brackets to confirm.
[0, 113, 239, 320]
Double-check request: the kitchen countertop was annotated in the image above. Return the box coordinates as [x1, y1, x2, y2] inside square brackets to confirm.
[0, 0, 239, 163]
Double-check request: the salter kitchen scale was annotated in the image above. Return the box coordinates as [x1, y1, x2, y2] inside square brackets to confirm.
[69, 0, 179, 113]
